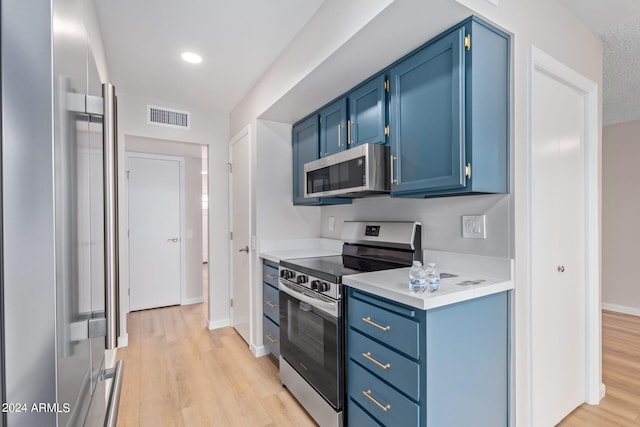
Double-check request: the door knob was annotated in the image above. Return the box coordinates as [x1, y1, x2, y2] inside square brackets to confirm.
[167, 237, 179, 243]
[238, 246, 249, 253]
[557, 265, 565, 273]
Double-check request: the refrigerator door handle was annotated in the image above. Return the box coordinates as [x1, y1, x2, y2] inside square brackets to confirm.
[103, 83, 119, 350]
[104, 360, 125, 427]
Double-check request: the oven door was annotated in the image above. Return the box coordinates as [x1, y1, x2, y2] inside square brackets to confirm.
[279, 280, 343, 410]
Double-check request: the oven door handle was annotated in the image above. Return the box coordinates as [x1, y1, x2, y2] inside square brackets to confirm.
[280, 281, 338, 318]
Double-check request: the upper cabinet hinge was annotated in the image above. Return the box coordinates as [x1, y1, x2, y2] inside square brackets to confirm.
[384, 125, 390, 137]
[465, 163, 472, 179]
[384, 79, 390, 92]
[464, 34, 471, 51]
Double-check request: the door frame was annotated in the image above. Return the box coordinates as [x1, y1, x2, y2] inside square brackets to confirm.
[228, 125, 253, 343]
[126, 152, 186, 311]
[527, 46, 601, 417]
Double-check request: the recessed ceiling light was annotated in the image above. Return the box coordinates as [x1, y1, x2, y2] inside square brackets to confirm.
[181, 52, 202, 64]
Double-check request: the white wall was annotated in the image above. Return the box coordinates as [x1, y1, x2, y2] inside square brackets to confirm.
[602, 120, 640, 314]
[125, 136, 204, 304]
[116, 92, 228, 344]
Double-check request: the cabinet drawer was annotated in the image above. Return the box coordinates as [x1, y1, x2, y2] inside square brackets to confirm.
[348, 398, 383, 427]
[263, 283, 279, 324]
[263, 316, 280, 359]
[349, 328, 420, 400]
[263, 262, 279, 288]
[348, 360, 420, 426]
[349, 294, 420, 359]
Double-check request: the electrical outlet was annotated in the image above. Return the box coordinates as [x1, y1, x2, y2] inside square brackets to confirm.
[329, 216, 335, 231]
[462, 215, 486, 239]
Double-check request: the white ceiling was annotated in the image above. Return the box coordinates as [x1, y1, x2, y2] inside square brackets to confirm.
[95, 0, 324, 112]
[560, 0, 640, 125]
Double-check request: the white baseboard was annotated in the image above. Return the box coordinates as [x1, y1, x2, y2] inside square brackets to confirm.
[208, 318, 230, 330]
[600, 383, 606, 400]
[117, 334, 128, 348]
[182, 296, 204, 305]
[252, 344, 268, 358]
[602, 303, 640, 317]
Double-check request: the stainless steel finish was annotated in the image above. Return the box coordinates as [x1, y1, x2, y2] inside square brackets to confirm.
[103, 83, 119, 351]
[280, 357, 343, 427]
[167, 237, 179, 242]
[239, 245, 249, 253]
[88, 317, 107, 338]
[105, 360, 125, 427]
[2, 1, 58, 424]
[303, 143, 389, 198]
[67, 92, 87, 113]
[341, 221, 421, 251]
[279, 280, 339, 317]
[279, 267, 340, 300]
[558, 265, 565, 273]
[86, 94, 104, 115]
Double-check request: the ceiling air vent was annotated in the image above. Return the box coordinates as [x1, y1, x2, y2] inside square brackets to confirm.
[147, 105, 190, 129]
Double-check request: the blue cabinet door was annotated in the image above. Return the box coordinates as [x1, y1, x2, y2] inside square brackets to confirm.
[389, 28, 465, 195]
[320, 97, 348, 157]
[349, 75, 387, 147]
[292, 115, 320, 205]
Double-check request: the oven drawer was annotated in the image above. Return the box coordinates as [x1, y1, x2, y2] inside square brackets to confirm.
[263, 260, 279, 288]
[348, 291, 420, 359]
[263, 283, 279, 324]
[348, 328, 420, 400]
[264, 316, 280, 359]
[348, 360, 420, 426]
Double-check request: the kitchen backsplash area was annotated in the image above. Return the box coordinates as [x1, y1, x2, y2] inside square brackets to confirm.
[320, 193, 512, 259]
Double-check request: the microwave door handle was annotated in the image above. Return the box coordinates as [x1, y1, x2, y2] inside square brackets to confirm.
[279, 281, 338, 318]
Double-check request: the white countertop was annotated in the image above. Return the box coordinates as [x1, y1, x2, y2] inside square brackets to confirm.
[343, 251, 514, 310]
[259, 238, 342, 263]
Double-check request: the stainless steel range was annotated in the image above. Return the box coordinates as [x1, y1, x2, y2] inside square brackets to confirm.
[278, 221, 422, 427]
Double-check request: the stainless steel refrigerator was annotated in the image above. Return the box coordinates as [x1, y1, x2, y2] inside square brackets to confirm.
[1, 0, 124, 425]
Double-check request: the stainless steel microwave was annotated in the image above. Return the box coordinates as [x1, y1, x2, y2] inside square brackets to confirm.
[304, 143, 389, 198]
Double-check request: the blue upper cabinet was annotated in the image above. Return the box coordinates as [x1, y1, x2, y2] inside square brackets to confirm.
[348, 74, 388, 148]
[320, 97, 348, 157]
[292, 115, 351, 206]
[389, 17, 509, 197]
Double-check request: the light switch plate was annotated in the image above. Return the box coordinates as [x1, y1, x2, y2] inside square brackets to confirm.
[329, 216, 335, 231]
[462, 215, 486, 239]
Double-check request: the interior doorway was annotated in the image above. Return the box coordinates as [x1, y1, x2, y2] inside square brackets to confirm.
[124, 136, 209, 315]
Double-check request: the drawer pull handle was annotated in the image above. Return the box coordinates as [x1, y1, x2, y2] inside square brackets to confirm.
[265, 300, 277, 308]
[362, 316, 391, 331]
[265, 334, 278, 343]
[362, 390, 390, 412]
[265, 274, 277, 280]
[362, 352, 391, 370]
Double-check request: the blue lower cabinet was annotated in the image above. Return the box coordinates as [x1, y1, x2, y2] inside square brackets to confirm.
[347, 399, 383, 427]
[348, 360, 420, 427]
[346, 287, 509, 427]
[263, 283, 279, 323]
[263, 316, 279, 360]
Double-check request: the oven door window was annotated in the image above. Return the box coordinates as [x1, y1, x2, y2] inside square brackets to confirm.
[306, 156, 365, 195]
[279, 289, 342, 410]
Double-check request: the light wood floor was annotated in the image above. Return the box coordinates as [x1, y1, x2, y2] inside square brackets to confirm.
[115, 301, 316, 427]
[116, 304, 640, 426]
[559, 310, 640, 426]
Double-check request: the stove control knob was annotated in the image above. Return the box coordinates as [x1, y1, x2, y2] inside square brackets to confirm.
[319, 282, 331, 292]
[280, 269, 293, 279]
[296, 275, 308, 284]
[310, 280, 321, 291]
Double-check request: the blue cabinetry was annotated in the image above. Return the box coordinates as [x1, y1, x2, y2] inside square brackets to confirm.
[292, 115, 352, 206]
[262, 259, 280, 359]
[320, 97, 348, 157]
[389, 17, 509, 197]
[346, 288, 509, 426]
[349, 74, 388, 148]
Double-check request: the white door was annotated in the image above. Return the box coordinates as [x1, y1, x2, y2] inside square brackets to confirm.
[128, 154, 183, 311]
[531, 62, 587, 425]
[229, 127, 251, 344]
